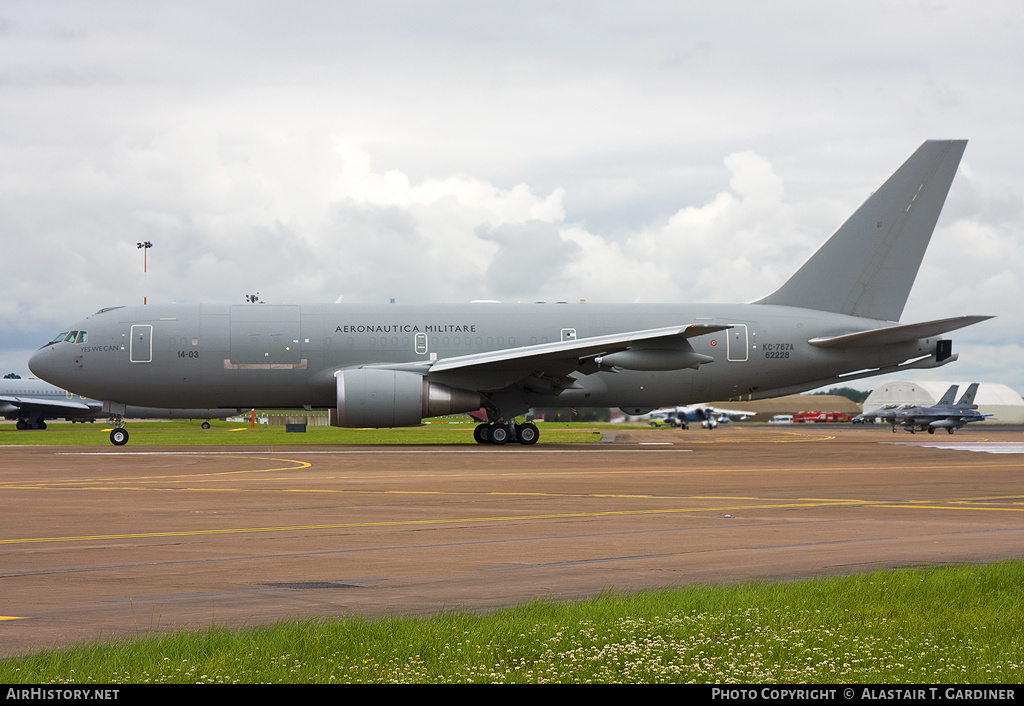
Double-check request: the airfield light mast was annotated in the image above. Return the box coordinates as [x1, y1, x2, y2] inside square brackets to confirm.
[137, 241, 152, 305]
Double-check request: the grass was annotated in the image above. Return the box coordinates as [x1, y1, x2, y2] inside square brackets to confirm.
[0, 418, 604, 446]
[3, 561, 1024, 683]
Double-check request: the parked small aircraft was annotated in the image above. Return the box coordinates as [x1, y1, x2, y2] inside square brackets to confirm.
[642, 405, 755, 429]
[0, 378, 239, 433]
[29, 140, 992, 446]
[857, 383, 990, 434]
[854, 385, 957, 426]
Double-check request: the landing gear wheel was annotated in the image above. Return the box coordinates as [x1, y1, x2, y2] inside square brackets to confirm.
[110, 428, 129, 446]
[928, 427, 935, 434]
[489, 423, 510, 445]
[16, 420, 27, 430]
[202, 421, 211, 429]
[947, 427, 955, 434]
[473, 423, 491, 444]
[517, 422, 539, 445]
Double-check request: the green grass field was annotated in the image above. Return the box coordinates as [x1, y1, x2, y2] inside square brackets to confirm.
[0, 418, 605, 446]
[3, 561, 1024, 683]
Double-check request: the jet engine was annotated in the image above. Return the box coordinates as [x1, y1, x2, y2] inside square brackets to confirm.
[330, 368, 482, 428]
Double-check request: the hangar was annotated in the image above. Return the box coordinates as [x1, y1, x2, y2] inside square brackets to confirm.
[862, 381, 1024, 424]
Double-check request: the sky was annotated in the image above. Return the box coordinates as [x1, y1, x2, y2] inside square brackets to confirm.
[2, 1, 1022, 395]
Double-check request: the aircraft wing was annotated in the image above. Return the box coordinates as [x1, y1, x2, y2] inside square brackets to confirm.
[650, 403, 755, 417]
[808, 315, 993, 349]
[701, 405, 757, 418]
[382, 323, 729, 392]
[0, 395, 98, 414]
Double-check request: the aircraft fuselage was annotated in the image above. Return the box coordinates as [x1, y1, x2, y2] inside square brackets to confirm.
[28, 301, 945, 413]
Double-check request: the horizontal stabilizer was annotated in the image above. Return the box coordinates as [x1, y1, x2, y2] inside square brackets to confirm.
[807, 315, 993, 349]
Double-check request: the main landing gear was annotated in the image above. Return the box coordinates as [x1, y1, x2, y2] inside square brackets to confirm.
[16, 419, 47, 430]
[895, 424, 955, 435]
[473, 420, 539, 445]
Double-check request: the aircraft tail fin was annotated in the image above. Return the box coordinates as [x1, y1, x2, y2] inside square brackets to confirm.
[956, 382, 980, 408]
[936, 384, 959, 406]
[754, 140, 967, 321]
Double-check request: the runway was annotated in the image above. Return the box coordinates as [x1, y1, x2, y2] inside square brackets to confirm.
[2, 425, 1023, 657]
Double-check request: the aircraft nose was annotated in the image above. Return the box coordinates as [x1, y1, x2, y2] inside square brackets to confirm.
[28, 345, 64, 385]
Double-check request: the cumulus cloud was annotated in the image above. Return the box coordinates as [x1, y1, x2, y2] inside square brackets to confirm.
[1, 1, 1022, 394]
[550, 150, 805, 304]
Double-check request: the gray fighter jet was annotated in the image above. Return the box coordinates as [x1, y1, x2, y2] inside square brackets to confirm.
[879, 383, 989, 434]
[853, 384, 961, 427]
[0, 377, 240, 431]
[29, 140, 993, 446]
[852, 405, 901, 425]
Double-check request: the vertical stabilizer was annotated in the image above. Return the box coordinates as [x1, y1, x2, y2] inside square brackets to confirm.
[755, 140, 967, 321]
[936, 384, 959, 406]
[956, 382, 980, 408]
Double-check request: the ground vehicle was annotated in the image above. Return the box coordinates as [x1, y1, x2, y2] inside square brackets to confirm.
[794, 411, 851, 423]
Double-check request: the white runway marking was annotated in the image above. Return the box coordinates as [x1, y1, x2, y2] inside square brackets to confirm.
[887, 442, 1024, 454]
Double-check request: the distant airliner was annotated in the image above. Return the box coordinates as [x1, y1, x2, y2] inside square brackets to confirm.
[0, 377, 239, 433]
[29, 141, 991, 446]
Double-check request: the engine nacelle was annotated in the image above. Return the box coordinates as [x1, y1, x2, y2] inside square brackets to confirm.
[595, 348, 714, 371]
[330, 368, 482, 428]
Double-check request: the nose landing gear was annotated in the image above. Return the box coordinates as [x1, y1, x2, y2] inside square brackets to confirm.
[109, 417, 129, 446]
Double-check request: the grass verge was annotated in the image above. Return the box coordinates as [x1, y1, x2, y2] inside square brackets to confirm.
[0, 419, 604, 446]
[3, 561, 1024, 683]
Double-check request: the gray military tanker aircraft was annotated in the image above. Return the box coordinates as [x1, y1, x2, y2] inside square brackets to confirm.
[29, 140, 992, 446]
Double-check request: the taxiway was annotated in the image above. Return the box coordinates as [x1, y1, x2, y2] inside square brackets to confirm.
[2, 425, 1023, 656]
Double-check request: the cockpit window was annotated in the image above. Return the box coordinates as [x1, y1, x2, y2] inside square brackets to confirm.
[47, 331, 87, 345]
